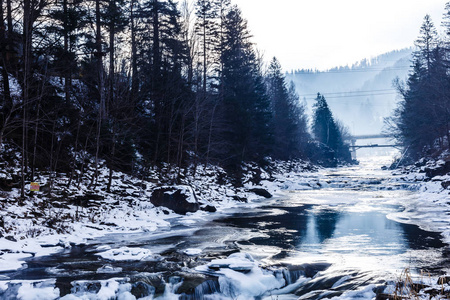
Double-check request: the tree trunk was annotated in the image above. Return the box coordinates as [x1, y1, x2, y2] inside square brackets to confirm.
[92, 0, 105, 189]
[106, 126, 116, 192]
[67, 120, 81, 188]
[152, 0, 160, 82]
[202, 14, 207, 95]
[63, 0, 70, 103]
[108, 0, 115, 114]
[31, 98, 40, 181]
[130, 0, 138, 103]
[21, 0, 33, 199]
[0, 0, 12, 110]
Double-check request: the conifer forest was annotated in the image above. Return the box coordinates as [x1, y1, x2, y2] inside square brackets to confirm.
[0, 1, 450, 299]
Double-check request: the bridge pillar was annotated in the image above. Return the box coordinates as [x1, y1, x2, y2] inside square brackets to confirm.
[350, 139, 357, 160]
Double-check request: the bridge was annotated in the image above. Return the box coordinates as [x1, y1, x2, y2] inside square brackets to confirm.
[347, 134, 402, 158]
[351, 134, 393, 140]
[348, 144, 403, 150]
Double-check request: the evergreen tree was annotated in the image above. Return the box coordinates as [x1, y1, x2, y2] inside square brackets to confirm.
[312, 93, 350, 162]
[390, 14, 450, 159]
[220, 6, 272, 165]
[266, 57, 309, 159]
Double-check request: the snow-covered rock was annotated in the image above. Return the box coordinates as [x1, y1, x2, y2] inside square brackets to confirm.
[150, 186, 200, 215]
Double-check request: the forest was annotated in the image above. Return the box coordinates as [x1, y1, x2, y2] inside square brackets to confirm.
[0, 2, 450, 299]
[0, 0, 351, 197]
[388, 9, 450, 163]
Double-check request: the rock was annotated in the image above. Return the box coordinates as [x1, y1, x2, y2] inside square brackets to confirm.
[232, 195, 247, 202]
[249, 188, 272, 198]
[425, 160, 450, 178]
[150, 186, 200, 215]
[438, 276, 450, 285]
[442, 181, 450, 189]
[131, 281, 156, 299]
[71, 193, 105, 207]
[0, 177, 19, 191]
[4, 235, 17, 242]
[375, 294, 408, 300]
[200, 205, 217, 213]
[175, 273, 219, 296]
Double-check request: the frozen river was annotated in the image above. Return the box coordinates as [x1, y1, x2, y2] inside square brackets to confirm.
[1, 151, 449, 299]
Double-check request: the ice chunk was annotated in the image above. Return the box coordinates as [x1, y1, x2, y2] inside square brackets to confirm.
[96, 247, 152, 261]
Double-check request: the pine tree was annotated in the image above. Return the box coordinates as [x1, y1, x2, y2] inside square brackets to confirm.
[390, 14, 450, 159]
[220, 6, 272, 165]
[312, 93, 350, 162]
[266, 57, 309, 159]
[415, 14, 438, 72]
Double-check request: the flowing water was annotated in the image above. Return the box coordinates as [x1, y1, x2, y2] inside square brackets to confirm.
[1, 151, 449, 299]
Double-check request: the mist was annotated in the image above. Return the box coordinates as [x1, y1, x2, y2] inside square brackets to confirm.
[286, 48, 413, 136]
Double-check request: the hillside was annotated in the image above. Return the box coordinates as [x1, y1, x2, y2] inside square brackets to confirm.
[286, 48, 413, 135]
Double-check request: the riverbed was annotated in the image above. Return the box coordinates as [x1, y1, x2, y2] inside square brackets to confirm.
[0, 153, 449, 299]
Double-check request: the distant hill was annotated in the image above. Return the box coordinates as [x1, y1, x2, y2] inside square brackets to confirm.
[286, 48, 413, 135]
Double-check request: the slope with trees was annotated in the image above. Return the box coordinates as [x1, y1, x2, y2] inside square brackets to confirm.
[0, 0, 348, 201]
[388, 13, 450, 162]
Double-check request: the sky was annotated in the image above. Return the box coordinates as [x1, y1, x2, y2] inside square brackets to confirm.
[231, 0, 448, 71]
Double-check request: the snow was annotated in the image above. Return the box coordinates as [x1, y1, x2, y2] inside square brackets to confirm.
[184, 248, 202, 255]
[16, 282, 60, 300]
[96, 247, 153, 261]
[196, 253, 286, 300]
[162, 185, 198, 203]
[0, 146, 448, 299]
[57, 279, 135, 300]
[0, 253, 32, 272]
[329, 284, 377, 299]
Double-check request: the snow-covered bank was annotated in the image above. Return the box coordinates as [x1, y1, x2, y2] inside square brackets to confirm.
[0, 155, 318, 274]
[387, 151, 450, 245]
[1, 150, 449, 299]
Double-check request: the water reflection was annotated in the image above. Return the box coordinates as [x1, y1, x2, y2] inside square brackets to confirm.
[220, 204, 445, 258]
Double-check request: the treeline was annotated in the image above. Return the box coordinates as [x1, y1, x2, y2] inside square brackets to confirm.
[0, 0, 350, 196]
[388, 6, 450, 161]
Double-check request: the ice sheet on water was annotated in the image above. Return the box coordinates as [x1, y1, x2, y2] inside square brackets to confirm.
[184, 248, 202, 255]
[328, 284, 377, 299]
[0, 253, 31, 272]
[96, 247, 153, 261]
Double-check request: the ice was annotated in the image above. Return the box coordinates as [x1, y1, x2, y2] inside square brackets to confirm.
[96, 280, 119, 300]
[329, 284, 376, 299]
[96, 265, 123, 274]
[96, 247, 153, 261]
[196, 253, 286, 299]
[0, 281, 8, 292]
[16, 281, 60, 300]
[0, 253, 31, 272]
[184, 248, 202, 255]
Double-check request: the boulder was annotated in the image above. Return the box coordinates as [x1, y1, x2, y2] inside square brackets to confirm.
[200, 205, 217, 213]
[249, 188, 272, 198]
[150, 186, 200, 215]
[232, 195, 247, 202]
[425, 160, 450, 178]
[131, 281, 156, 299]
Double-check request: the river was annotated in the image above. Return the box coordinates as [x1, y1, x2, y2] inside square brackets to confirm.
[1, 151, 449, 299]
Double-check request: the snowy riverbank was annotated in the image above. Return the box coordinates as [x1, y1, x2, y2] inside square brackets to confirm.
[0, 158, 318, 274]
[0, 153, 449, 299]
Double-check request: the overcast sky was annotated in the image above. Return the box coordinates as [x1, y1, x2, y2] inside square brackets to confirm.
[231, 0, 447, 71]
